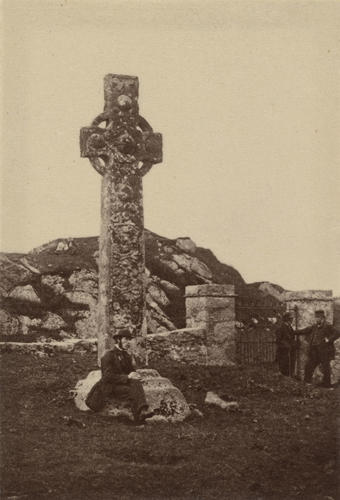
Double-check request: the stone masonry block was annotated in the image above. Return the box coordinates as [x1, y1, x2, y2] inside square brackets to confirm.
[186, 298, 209, 317]
[186, 284, 235, 298]
[285, 290, 333, 301]
[205, 297, 232, 309]
[185, 318, 208, 329]
[210, 322, 235, 346]
[209, 306, 235, 323]
[185, 307, 209, 322]
[185, 284, 236, 366]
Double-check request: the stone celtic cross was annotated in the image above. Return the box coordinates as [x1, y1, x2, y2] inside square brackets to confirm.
[80, 74, 162, 362]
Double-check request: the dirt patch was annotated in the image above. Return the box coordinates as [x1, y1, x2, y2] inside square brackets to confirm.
[0, 353, 338, 499]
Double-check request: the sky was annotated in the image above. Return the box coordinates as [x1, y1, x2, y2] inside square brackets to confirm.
[1, 0, 340, 295]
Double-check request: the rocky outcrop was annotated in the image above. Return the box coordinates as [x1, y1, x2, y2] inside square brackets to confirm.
[248, 281, 285, 302]
[0, 232, 283, 342]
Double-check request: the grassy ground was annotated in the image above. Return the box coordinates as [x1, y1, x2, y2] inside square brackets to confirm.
[0, 352, 338, 500]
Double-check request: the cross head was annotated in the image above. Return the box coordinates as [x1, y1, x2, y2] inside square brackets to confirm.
[80, 74, 162, 176]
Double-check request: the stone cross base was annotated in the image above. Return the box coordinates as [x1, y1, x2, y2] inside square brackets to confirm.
[74, 368, 191, 423]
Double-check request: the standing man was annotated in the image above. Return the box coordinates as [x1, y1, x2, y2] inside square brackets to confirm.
[298, 310, 339, 388]
[276, 312, 296, 376]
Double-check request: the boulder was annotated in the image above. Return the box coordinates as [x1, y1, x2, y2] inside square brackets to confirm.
[74, 310, 97, 338]
[146, 296, 176, 331]
[74, 370, 102, 412]
[93, 250, 100, 267]
[145, 310, 161, 334]
[257, 282, 285, 301]
[147, 283, 170, 308]
[159, 280, 181, 297]
[55, 238, 76, 253]
[175, 237, 197, 255]
[19, 257, 40, 275]
[18, 315, 42, 335]
[0, 255, 35, 295]
[41, 274, 65, 296]
[171, 253, 212, 281]
[0, 309, 19, 336]
[9, 284, 41, 304]
[64, 291, 96, 307]
[205, 391, 239, 411]
[172, 253, 192, 271]
[190, 257, 212, 280]
[162, 245, 175, 255]
[159, 259, 179, 273]
[41, 312, 66, 331]
[68, 269, 98, 297]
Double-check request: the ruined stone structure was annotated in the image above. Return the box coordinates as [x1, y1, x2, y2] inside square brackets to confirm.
[0, 283, 238, 369]
[80, 75, 162, 361]
[186, 284, 236, 365]
[147, 284, 237, 366]
[0, 282, 239, 369]
[285, 290, 340, 383]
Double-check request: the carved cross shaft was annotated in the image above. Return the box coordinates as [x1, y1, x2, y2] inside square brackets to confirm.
[80, 74, 162, 362]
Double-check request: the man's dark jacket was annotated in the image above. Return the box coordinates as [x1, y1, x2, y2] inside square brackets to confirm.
[101, 347, 134, 387]
[85, 346, 134, 412]
[298, 323, 339, 359]
[276, 322, 295, 349]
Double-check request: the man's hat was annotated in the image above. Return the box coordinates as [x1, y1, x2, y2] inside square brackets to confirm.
[114, 328, 132, 339]
[315, 310, 326, 317]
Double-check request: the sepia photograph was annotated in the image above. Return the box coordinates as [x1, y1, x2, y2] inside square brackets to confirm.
[1, 1, 339, 499]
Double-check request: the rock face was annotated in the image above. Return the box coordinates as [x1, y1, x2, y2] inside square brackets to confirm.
[0, 232, 283, 342]
[249, 281, 285, 302]
[74, 368, 191, 423]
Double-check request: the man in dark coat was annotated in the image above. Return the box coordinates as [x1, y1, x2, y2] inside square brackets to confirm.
[85, 329, 149, 421]
[297, 310, 339, 388]
[276, 312, 296, 376]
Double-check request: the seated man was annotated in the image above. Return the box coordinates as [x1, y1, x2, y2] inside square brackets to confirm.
[85, 329, 150, 421]
[297, 310, 339, 388]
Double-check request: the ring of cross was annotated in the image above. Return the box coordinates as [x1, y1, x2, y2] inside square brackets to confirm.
[88, 113, 154, 177]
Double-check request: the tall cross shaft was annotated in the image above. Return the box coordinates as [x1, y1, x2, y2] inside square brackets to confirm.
[80, 74, 162, 362]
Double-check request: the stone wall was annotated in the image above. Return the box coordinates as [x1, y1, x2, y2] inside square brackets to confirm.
[146, 284, 237, 366]
[285, 290, 340, 383]
[146, 328, 207, 365]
